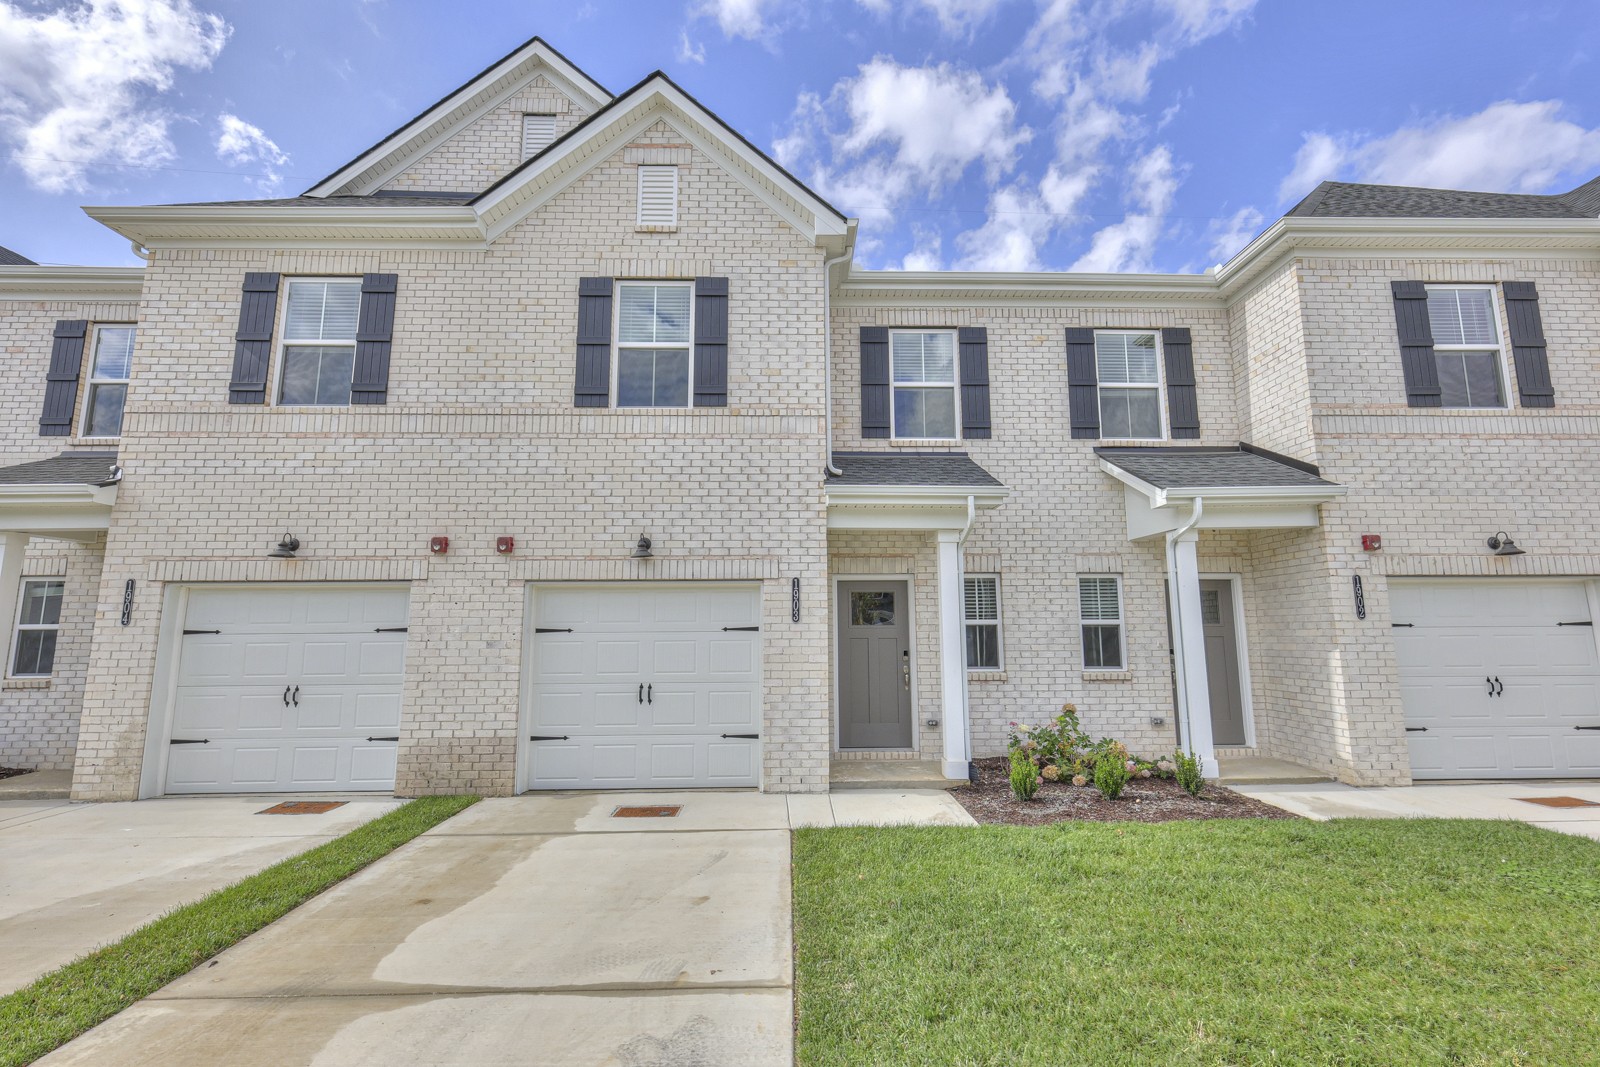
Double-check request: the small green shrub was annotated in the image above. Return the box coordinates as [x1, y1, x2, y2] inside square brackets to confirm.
[1093, 749, 1130, 800]
[1009, 748, 1041, 801]
[1175, 749, 1205, 797]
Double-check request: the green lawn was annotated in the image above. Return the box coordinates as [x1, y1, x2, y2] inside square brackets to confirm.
[0, 794, 478, 1067]
[793, 819, 1600, 1067]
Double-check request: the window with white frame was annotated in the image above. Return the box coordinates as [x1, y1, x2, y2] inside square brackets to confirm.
[890, 330, 959, 439]
[522, 113, 557, 158]
[1078, 576, 1124, 671]
[616, 282, 692, 407]
[10, 578, 63, 677]
[964, 574, 1002, 670]
[278, 278, 362, 406]
[80, 324, 134, 438]
[1425, 286, 1506, 408]
[637, 165, 679, 227]
[1095, 331, 1163, 439]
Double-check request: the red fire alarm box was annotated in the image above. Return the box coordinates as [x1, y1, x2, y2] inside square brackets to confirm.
[496, 536, 515, 554]
[1361, 534, 1382, 552]
[430, 536, 449, 554]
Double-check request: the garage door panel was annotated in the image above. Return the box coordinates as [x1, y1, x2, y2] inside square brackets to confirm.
[649, 690, 697, 727]
[708, 688, 757, 727]
[593, 690, 644, 728]
[707, 740, 757, 783]
[185, 587, 408, 633]
[349, 744, 398, 788]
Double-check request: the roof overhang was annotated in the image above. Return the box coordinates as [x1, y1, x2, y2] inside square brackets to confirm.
[0, 483, 117, 541]
[1098, 458, 1346, 540]
[83, 204, 487, 250]
[0, 265, 144, 302]
[825, 483, 1009, 531]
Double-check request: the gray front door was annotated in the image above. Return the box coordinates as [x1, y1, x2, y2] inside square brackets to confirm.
[1200, 579, 1247, 747]
[837, 581, 913, 749]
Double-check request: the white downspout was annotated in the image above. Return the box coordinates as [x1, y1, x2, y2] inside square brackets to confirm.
[821, 248, 852, 477]
[1165, 496, 1204, 754]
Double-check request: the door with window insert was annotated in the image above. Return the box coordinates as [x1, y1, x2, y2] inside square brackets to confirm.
[837, 581, 913, 749]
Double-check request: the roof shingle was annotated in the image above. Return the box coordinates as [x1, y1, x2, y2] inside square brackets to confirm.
[1287, 177, 1600, 220]
[827, 452, 1003, 488]
[0, 452, 118, 487]
[1096, 447, 1335, 490]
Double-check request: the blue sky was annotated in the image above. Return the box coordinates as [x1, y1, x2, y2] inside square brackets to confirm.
[2, 0, 1598, 270]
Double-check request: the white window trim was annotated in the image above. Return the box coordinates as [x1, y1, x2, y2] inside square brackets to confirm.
[963, 573, 1003, 671]
[78, 323, 134, 440]
[636, 165, 679, 227]
[9, 577, 63, 679]
[612, 280, 694, 409]
[522, 113, 557, 159]
[888, 328, 962, 442]
[273, 277, 362, 408]
[1424, 283, 1512, 410]
[1079, 575, 1126, 672]
[1094, 328, 1167, 442]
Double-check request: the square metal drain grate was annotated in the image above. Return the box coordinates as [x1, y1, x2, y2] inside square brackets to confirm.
[612, 805, 682, 818]
[1515, 796, 1600, 809]
[257, 801, 349, 815]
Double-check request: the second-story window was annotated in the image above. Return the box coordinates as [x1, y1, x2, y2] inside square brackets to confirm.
[616, 282, 692, 407]
[279, 278, 362, 406]
[81, 325, 134, 438]
[1426, 286, 1506, 408]
[890, 330, 958, 439]
[1095, 330, 1163, 439]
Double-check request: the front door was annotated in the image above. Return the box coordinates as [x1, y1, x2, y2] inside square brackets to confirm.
[837, 581, 913, 749]
[1200, 579, 1247, 747]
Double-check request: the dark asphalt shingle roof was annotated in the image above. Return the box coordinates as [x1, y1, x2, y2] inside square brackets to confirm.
[827, 452, 1003, 488]
[0, 452, 118, 487]
[1288, 176, 1600, 220]
[0, 244, 35, 266]
[1096, 447, 1336, 490]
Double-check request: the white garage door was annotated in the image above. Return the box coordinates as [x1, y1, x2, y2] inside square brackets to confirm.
[163, 585, 409, 794]
[1391, 579, 1600, 779]
[523, 584, 761, 789]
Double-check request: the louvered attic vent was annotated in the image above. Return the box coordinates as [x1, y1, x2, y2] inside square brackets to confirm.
[522, 114, 556, 159]
[637, 165, 679, 227]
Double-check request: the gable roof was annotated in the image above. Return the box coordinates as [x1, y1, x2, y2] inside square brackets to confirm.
[1095, 445, 1335, 491]
[1288, 175, 1600, 220]
[305, 36, 612, 198]
[827, 452, 1003, 488]
[0, 244, 34, 266]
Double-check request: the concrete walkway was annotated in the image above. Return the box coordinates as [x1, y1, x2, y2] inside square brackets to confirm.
[0, 795, 401, 996]
[39, 789, 972, 1067]
[1235, 780, 1600, 841]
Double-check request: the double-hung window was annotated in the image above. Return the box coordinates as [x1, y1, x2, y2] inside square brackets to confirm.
[1079, 576, 1125, 671]
[890, 330, 958, 439]
[616, 282, 692, 407]
[1425, 286, 1506, 408]
[81, 325, 134, 438]
[278, 278, 362, 406]
[964, 574, 1002, 670]
[1095, 331, 1163, 439]
[10, 578, 63, 677]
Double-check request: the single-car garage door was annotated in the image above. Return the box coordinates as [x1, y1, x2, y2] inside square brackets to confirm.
[1391, 579, 1600, 779]
[163, 585, 408, 794]
[523, 584, 761, 790]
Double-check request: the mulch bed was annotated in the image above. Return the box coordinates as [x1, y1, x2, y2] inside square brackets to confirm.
[954, 756, 1299, 825]
[0, 767, 31, 781]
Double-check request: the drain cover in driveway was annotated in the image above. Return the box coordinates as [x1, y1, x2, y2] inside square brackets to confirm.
[1515, 796, 1600, 809]
[257, 801, 349, 815]
[612, 805, 682, 818]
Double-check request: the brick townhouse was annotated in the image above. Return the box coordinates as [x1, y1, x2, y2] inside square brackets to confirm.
[3, 36, 1599, 801]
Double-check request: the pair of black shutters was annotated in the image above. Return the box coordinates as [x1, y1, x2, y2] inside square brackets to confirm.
[860, 326, 992, 439]
[227, 272, 398, 405]
[1391, 280, 1553, 407]
[574, 277, 729, 407]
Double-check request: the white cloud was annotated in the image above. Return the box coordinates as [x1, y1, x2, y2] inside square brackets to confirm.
[1204, 205, 1263, 264]
[899, 224, 944, 270]
[856, 0, 1010, 35]
[0, 0, 229, 193]
[215, 112, 287, 191]
[953, 165, 1095, 270]
[1071, 144, 1180, 272]
[1279, 101, 1600, 204]
[677, 31, 706, 64]
[1153, 0, 1259, 44]
[691, 0, 785, 41]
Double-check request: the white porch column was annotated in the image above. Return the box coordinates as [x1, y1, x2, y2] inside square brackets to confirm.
[1171, 530, 1218, 777]
[0, 533, 29, 671]
[935, 529, 970, 780]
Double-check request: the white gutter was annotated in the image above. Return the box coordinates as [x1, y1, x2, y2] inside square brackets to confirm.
[1164, 496, 1204, 754]
[821, 247, 853, 477]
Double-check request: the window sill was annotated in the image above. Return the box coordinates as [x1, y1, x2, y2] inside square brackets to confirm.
[635, 224, 679, 233]
[968, 670, 1008, 683]
[1082, 670, 1131, 682]
[3, 677, 51, 690]
[889, 438, 961, 448]
[1096, 438, 1167, 446]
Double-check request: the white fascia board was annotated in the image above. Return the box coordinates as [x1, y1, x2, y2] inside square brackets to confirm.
[1097, 459, 1170, 506]
[82, 205, 485, 249]
[825, 485, 1010, 516]
[0, 483, 116, 535]
[838, 268, 1223, 308]
[1123, 487, 1328, 540]
[0, 265, 144, 302]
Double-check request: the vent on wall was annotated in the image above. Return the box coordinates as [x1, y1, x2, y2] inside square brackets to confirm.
[637, 165, 679, 227]
[522, 114, 557, 159]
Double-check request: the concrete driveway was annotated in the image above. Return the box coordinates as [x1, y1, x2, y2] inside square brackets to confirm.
[0, 796, 401, 995]
[1236, 780, 1600, 840]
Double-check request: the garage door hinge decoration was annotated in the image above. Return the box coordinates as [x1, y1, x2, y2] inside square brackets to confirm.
[170, 738, 209, 744]
[375, 626, 408, 633]
[722, 625, 759, 632]
[535, 627, 573, 633]
[721, 733, 758, 739]
[183, 628, 221, 635]
[529, 734, 570, 741]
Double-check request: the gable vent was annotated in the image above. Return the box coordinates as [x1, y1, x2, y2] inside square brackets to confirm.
[637, 165, 679, 227]
[522, 114, 557, 159]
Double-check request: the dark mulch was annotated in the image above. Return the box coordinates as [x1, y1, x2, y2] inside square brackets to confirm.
[954, 756, 1298, 825]
[0, 768, 30, 781]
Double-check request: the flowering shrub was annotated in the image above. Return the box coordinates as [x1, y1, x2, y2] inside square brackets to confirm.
[1006, 704, 1093, 769]
[1000, 702, 1184, 800]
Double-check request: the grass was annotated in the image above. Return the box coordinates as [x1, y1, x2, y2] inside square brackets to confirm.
[793, 819, 1600, 1067]
[0, 794, 478, 1067]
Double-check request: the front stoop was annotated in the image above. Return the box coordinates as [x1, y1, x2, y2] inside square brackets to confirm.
[829, 759, 954, 791]
[1217, 756, 1335, 786]
[0, 769, 72, 800]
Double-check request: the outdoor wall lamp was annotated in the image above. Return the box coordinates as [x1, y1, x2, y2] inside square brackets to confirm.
[267, 533, 300, 559]
[1486, 532, 1526, 557]
[631, 533, 653, 559]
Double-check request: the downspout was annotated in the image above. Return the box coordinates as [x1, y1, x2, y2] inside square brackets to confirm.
[821, 248, 852, 477]
[1164, 496, 1204, 754]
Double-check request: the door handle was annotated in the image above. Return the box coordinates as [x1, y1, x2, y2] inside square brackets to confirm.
[639, 683, 644, 704]
[292, 685, 299, 706]
[1494, 677, 1503, 697]
[1485, 677, 1492, 696]
[647, 683, 653, 704]
[902, 650, 911, 690]
[283, 685, 291, 707]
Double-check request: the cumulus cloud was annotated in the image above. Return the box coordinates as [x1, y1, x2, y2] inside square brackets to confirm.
[953, 165, 1095, 271]
[677, 30, 707, 63]
[1204, 205, 1264, 264]
[691, 0, 786, 41]
[856, 0, 1011, 35]
[0, 0, 229, 193]
[1070, 145, 1180, 272]
[1278, 100, 1600, 204]
[215, 112, 287, 191]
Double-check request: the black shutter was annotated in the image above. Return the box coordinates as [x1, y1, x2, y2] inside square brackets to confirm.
[229, 272, 280, 405]
[860, 326, 890, 438]
[958, 326, 990, 439]
[351, 273, 397, 405]
[1162, 327, 1200, 439]
[574, 277, 612, 408]
[1503, 281, 1555, 408]
[694, 276, 728, 407]
[1391, 281, 1441, 407]
[39, 320, 87, 436]
[1065, 327, 1099, 439]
